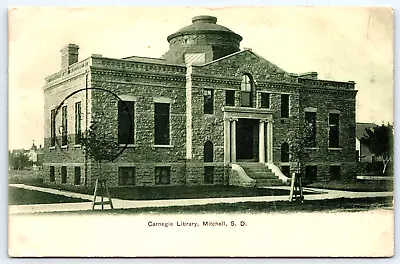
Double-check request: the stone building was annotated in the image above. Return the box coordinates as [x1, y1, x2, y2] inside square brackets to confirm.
[43, 15, 357, 187]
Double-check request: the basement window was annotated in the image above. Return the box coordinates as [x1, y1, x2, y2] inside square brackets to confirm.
[61, 166, 67, 184]
[74, 166, 81, 185]
[204, 166, 214, 184]
[155, 167, 171, 185]
[118, 167, 136, 186]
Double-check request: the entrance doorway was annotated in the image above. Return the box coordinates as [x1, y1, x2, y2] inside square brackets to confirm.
[236, 118, 259, 161]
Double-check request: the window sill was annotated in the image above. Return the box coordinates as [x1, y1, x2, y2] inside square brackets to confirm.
[328, 148, 343, 151]
[61, 145, 68, 149]
[74, 144, 82, 148]
[152, 144, 174, 149]
[305, 147, 319, 150]
[119, 144, 138, 148]
[49, 146, 56, 150]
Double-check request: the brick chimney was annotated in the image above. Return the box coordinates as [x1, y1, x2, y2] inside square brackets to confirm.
[61, 44, 79, 68]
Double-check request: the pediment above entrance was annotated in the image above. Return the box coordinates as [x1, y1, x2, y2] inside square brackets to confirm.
[193, 49, 297, 83]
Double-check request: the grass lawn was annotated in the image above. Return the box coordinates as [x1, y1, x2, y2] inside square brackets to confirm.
[25, 183, 319, 200]
[50, 196, 393, 215]
[8, 187, 89, 205]
[9, 169, 44, 185]
[306, 179, 393, 192]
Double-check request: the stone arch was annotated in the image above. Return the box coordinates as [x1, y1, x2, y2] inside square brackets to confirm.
[241, 73, 254, 107]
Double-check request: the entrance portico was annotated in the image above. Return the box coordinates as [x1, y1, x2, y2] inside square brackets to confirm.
[223, 106, 274, 165]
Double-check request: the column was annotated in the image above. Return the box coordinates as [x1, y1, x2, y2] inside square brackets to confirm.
[267, 120, 274, 163]
[259, 119, 266, 163]
[230, 118, 237, 163]
[224, 118, 231, 165]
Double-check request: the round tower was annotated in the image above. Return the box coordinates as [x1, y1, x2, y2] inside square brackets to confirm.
[163, 16, 242, 64]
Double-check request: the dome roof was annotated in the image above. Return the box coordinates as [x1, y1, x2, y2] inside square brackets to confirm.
[167, 15, 242, 42]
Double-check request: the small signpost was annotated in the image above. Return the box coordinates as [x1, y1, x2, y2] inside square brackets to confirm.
[289, 172, 304, 202]
[92, 179, 114, 210]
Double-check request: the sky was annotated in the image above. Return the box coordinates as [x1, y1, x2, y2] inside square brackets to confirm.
[8, 6, 393, 150]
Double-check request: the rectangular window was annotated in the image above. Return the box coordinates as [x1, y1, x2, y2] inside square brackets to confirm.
[204, 166, 214, 184]
[204, 89, 214, 114]
[50, 109, 56, 147]
[118, 101, 135, 144]
[305, 166, 317, 183]
[49, 166, 55, 182]
[74, 166, 81, 185]
[118, 167, 136, 186]
[75, 102, 82, 145]
[154, 103, 170, 145]
[330, 166, 341, 181]
[329, 113, 340, 148]
[61, 106, 68, 146]
[281, 94, 289, 118]
[61, 166, 67, 183]
[305, 112, 317, 147]
[260, 93, 270, 108]
[225, 90, 235, 106]
[281, 166, 291, 178]
[155, 167, 171, 185]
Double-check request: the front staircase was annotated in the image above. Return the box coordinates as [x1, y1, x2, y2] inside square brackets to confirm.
[238, 163, 285, 187]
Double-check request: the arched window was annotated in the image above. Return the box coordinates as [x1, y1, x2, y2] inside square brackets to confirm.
[204, 141, 214, 162]
[241, 74, 253, 107]
[281, 143, 289, 162]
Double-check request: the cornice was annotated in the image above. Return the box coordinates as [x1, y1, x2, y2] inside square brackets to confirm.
[299, 87, 358, 95]
[90, 67, 186, 83]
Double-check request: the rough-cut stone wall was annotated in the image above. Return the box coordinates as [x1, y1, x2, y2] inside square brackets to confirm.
[192, 50, 357, 182]
[88, 58, 188, 186]
[43, 49, 358, 187]
[164, 33, 241, 64]
[194, 50, 297, 83]
[299, 88, 358, 181]
[43, 70, 89, 186]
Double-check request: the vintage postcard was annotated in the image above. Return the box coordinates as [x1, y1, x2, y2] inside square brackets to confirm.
[8, 6, 394, 257]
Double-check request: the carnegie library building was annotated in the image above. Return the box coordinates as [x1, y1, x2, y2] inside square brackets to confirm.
[43, 15, 357, 187]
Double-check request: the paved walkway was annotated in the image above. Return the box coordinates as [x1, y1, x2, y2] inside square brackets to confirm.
[8, 184, 393, 215]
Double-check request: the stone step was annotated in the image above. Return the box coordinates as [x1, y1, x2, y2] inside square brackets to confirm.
[244, 168, 273, 173]
[255, 179, 285, 187]
[235, 162, 285, 187]
[245, 171, 278, 179]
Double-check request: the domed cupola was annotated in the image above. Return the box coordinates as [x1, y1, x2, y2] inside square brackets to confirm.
[163, 15, 242, 64]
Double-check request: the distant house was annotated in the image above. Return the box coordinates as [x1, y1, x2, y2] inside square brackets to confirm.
[356, 122, 376, 162]
[29, 142, 44, 170]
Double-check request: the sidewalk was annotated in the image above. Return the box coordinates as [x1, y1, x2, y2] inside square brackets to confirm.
[8, 184, 393, 215]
